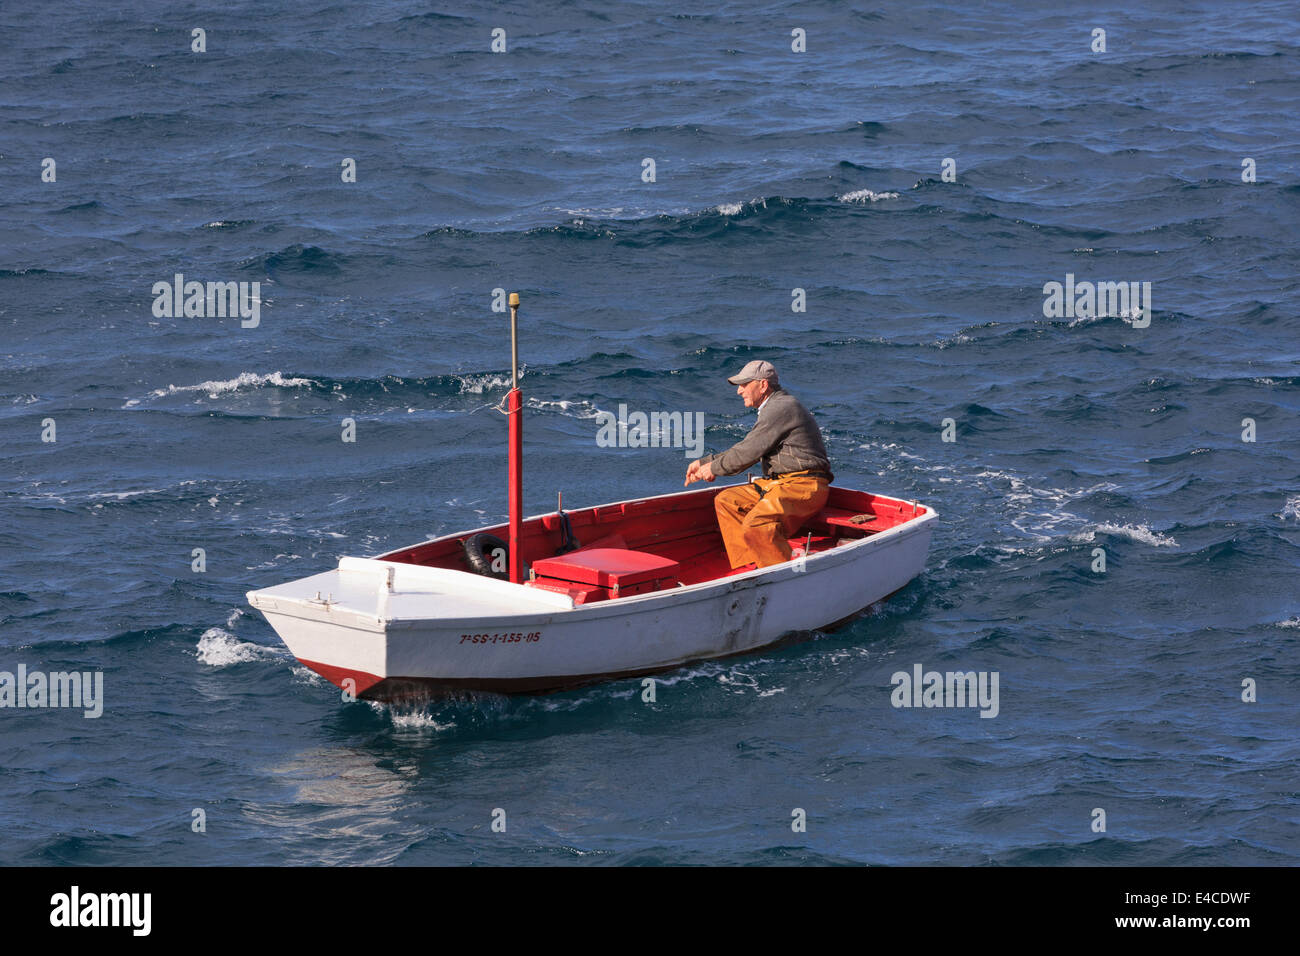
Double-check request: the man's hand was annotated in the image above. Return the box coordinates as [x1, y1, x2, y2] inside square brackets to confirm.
[684, 459, 717, 486]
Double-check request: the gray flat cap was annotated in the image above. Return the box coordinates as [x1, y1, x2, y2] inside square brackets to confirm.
[727, 359, 779, 385]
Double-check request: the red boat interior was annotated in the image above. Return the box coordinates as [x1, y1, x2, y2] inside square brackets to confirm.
[382, 486, 927, 605]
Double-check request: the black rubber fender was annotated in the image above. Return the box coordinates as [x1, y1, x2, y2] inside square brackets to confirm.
[462, 533, 510, 580]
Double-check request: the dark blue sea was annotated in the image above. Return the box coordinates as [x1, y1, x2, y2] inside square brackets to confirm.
[2, 0, 1297, 867]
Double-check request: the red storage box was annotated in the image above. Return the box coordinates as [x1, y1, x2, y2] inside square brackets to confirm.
[530, 548, 680, 599]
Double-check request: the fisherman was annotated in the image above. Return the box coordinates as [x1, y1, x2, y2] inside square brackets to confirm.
[684, 360, 833, 569]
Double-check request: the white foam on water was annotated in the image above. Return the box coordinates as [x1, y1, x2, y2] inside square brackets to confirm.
[716, 669, 761, 694]
[248, 553, 302, 572]
[386, 710, 457, 732]
[1067, 307, 1147, 328]
[17, 482, 70, 504]
[80, 488, 167, 501]
[196, 628, 280, 666]
[838, 189, 900, 202]
[559, 206, 625, 217]
[527, 398, 607, 420]
[456, 371, 519, 394]
[1275, 617, 1300, 629]
[529, 695, 594, 712]
[1279, 495, 1300, 521]
[1081, 523, 1179, 548]
[986, 472, 1123, 543]
[823, 646, 873, 665]
[966, 468, 1177, 550]
[363, 699, 460, 731]
[687, 198, 769, 218]
[936, 334, 974, 348]
[131, 371, 317, 405]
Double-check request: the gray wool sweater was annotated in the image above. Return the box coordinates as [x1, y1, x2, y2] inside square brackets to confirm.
[702, 388, 833, 480]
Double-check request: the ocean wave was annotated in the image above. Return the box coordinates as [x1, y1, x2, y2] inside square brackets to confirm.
[715, 197, 771, 216]
[1279, 496, 1300, 521]
[125, 371, 318, 406]
[460, 190, 908, 244]
[122, 369, 543, 408]
[1066, 307, 1150, 328]
[261, 243, 343, 275]
[1074, 523, 1179, 548]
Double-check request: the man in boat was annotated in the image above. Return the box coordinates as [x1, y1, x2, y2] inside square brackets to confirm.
[684, 360, 833, 569]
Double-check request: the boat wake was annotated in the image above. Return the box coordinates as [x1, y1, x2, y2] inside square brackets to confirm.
[351, 656, 801, 731]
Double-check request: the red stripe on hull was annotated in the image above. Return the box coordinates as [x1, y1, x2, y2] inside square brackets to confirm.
[298, 659, 386, 697]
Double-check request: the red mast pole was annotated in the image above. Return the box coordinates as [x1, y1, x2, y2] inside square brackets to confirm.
[507, 292, 523, 584]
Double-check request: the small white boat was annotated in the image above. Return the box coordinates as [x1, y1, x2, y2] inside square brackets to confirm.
[246, 485, 935, 699]
[245, 293, 935, 700]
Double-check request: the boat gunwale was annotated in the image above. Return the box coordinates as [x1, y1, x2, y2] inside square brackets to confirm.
[360, 482, 938, 621]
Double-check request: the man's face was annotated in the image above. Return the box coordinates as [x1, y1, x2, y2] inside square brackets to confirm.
[736, 379, 769, 408]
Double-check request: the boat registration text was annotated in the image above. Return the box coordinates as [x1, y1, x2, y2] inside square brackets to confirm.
[459, 632, 543, 645]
